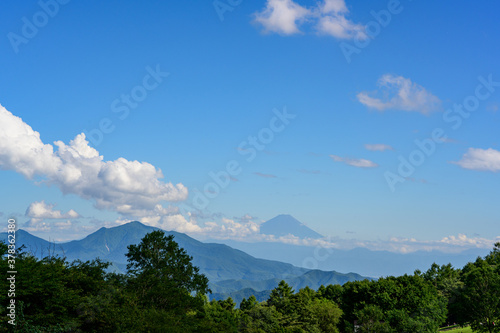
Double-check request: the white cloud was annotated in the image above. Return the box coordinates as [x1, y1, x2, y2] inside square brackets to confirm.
[22, 200, 82, 238]
[316, 0, 367, 40]
[364, 143, 394, 152]
[253, 0, 366, 39]
[135, 213, 261, 240]
[155, 214, 203, 234]
[26, 201, 80, 219]
[330, 155, 378, 168]
[331, 233, 500, 254]
[357, 75, 441, 115]
[0, 104, 188, 215]
[453, 148, 500, 172]
[387, 234, 500, 253]
[253, 0, 310, 35]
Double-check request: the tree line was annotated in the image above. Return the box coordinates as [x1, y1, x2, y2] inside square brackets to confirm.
[1, 230, 499, 332]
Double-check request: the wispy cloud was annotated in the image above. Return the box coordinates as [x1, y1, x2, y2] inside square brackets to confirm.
[316, 0, 367, 39]
[298, 169, 322, 174]
[23, 219, 78, 233]
[253, 0, 366, 39]
[404, 177, 428, 184]
[452, 147, 500, 172]
[364, 143, 394, 152]
[234, 214, 257, 223]
[330, 155, 378, 168]
[357, 74, 441, 115]
[437, 137, 457, 144]
[0, 104, 187, 216]
[254, 172, 278, 178]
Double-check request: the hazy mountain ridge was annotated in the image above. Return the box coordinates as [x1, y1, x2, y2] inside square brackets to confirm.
[210, 269, 372, 305]
[3, 222, 306, 282]
[217, 239, 490, 277]
[1, 221, 370, 300]
[211, 288, 272, 306]
[5, 217, 488, 280]
[211, 269, 369, 294]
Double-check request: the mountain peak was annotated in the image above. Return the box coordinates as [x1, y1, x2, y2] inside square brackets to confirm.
[260, 215, 323, 239]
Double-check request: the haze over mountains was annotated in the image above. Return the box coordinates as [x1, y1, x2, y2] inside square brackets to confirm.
[5, 214, 489, 278]
[2, 219, 371, 304]
[207, 215, 490, 277]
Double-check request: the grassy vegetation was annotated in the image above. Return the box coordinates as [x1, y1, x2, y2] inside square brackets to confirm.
[439, 325, 472, 333]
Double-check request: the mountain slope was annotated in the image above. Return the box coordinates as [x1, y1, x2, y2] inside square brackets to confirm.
[260, 214, 323, 239]
[6, 229, 61, 257]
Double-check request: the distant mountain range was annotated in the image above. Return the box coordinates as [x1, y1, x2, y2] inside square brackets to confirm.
[3, 215, 488, 303]
[1, 220, 370, 303]
[217, 240, 490, 278]
[209, 215, 490, 277]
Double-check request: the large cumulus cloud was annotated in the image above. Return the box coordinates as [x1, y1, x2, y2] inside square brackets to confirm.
[0, 104, 187, 215]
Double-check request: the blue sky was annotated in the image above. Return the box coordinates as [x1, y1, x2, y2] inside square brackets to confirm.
[0, 0, 499, 252]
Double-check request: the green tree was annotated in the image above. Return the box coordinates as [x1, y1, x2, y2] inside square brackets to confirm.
[485, 242, 500, 266]
[354, 304, 392, 333]
[240, 295, 258, 311]
[308, 298, 342, 333]
[339, 275, 446, 332]
[459, 257, 500, 333]
[317, 284, 343, 305]
[239, 301, 283, 333]
[126, 230, 210, 312]
[423, 263, 463, 325]
[203, 298, 239, 332]
[267, 280, 295, 314]
[0, 247, 112, 332]
[267, 280, 300, 329]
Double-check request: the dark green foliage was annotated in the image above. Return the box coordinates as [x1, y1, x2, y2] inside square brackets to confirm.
[203, 298, 240, 332]
[240, 295, 259, 311]
[0, 231, 212, 332]
[337, 274, 447, 332]
[0, 245, 112, 332]
[1, 237, 500, 332]
[126, 230, 210, 312]
[457, 252, 500, 333]
[264, 281, 342, 332]
[239, 301, 283, 333]
[354, 304, 392, 333]
[423, 263, 463, 324]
